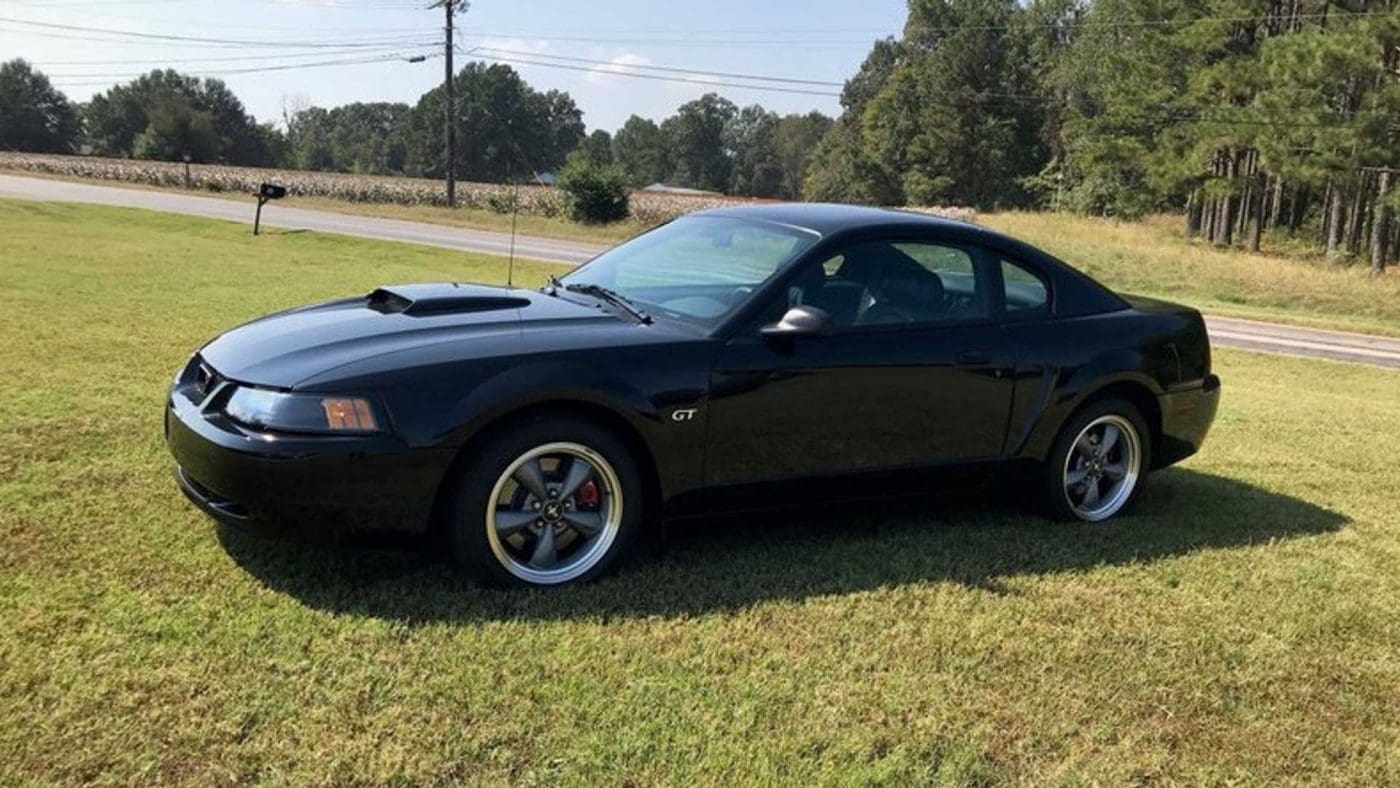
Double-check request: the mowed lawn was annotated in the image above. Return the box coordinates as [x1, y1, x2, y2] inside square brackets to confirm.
[1, 200, 1398, 785]
[981, 213, 1400, 337]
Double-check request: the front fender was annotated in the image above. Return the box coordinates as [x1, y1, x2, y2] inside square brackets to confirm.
[444, 360, 664, 445]
[377, 345, 714, 507]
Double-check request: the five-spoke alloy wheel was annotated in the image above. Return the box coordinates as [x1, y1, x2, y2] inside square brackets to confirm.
[448, 417, 642, 587]
[1043, 398, 1150, 522]
[486, 442, 624, 585]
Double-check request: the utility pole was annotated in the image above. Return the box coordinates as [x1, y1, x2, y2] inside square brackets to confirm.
[432, 1, 467, 206]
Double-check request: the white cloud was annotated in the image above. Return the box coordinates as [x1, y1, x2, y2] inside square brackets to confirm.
[471, 37, 552, 59]
[585, 52, 651, 85]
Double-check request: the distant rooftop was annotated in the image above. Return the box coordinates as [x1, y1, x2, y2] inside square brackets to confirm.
[640, 183, 722, 196]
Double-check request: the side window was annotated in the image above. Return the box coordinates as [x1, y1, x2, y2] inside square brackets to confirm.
[1000, 258, 1049, 317]
[784, 240, 990, 329]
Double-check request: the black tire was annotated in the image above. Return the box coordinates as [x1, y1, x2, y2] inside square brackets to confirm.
[1041, 397, 1152, 522]
[446, 415, 644, 587]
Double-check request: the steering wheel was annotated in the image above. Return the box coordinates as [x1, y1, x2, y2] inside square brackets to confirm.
[727, 286, 754, 307]
[856, 302, 914, 325]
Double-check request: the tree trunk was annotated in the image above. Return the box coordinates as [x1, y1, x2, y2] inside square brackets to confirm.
[1345, 176, 1368, 257]
[1214, 150, 1236, 247]
[1287, 185, 1305, 232]
[1326, 184, 1345, 258]
[1372, 170, 1392, 276]
[1187, 190, 1203, 237]
[1234, 150, 1253, 239]
[1248, 175, 1265, 252]
[1269, 175, 1284, 229]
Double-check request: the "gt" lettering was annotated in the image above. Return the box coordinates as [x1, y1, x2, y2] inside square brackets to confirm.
[671, 408, 698, 422]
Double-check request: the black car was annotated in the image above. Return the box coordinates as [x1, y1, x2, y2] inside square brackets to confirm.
[167, 204, 1220, 587]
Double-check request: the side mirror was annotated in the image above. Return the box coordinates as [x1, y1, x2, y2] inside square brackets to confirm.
[761, 304, 831, 341]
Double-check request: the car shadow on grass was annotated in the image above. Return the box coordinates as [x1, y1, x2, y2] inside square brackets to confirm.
[215, 467, 1347, 623]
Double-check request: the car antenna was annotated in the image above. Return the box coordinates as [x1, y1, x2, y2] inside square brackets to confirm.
[507, 173, 519, 288]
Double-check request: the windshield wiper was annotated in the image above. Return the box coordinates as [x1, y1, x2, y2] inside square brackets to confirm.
[563, 282, 653, 324]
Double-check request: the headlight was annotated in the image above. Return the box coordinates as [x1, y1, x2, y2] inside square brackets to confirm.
[223, 388, 380, 434]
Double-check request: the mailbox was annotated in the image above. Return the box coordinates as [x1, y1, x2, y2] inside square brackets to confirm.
[253, 183, 287, 235]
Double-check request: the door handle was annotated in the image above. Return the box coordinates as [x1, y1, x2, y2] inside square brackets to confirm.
[955, 350, 993, 365]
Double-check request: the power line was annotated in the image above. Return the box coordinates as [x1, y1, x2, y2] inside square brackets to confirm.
[460, 9, 1389, 37]
[0, 15, 437, 48]
[463, 50, 841, 98]
[31, 45, 440, 67]
[469, 46, 845, 87]
[46, 50, 441, 87]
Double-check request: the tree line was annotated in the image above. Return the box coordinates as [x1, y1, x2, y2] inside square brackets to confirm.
[0, 58, 832, 201]
[807, 0, 1397, 268]
[1, 0, 1395, 265]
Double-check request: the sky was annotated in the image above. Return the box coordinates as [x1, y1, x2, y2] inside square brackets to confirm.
[0, 0, 908, 132]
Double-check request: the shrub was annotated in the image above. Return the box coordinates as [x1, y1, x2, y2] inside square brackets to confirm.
[556, 156, 630, 224]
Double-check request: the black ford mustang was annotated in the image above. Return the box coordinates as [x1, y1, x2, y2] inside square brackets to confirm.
[167, 204, 1220, 587]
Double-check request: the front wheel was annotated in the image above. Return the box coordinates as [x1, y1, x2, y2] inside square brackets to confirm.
[447, 417, 643, 587]
[1042, 398, 1150, 522]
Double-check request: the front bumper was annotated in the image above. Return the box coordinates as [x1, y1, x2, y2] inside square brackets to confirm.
[165, 386, 455, 535]
[1154, 373, 1221, 468]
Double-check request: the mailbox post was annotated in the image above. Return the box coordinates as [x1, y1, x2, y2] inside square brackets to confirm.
[253, 183, 286, 236]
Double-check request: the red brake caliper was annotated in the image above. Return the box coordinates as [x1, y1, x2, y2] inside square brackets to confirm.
[576, 480, 600, 509]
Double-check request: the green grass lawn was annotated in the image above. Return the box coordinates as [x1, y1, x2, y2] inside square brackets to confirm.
[2, 201, 1398, 785]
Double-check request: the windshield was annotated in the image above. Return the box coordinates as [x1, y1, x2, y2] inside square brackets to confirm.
[558, 215, 819, 328]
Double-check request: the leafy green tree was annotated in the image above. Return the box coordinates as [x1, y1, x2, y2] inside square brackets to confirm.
[131, 94, 220, 162]
[286, 102, 411, 174]
[773, 111, 833, 200]
[83, 70, 277, 165]
[575, 129, 614, 166]
[406, 62, 584, 182]
[611, 114, 671, 185]
[801, 118, 902, 205]
[860, 0, 1047, 207]
[1040, 0, 1189, 216]
[725, 105, 782, 197]
[661, 93, 737, 192]
[840, 37, 903, 118]
[0, 59, 79, 153]
[802, 37, 907, 203]
[285, 106, 336, 170]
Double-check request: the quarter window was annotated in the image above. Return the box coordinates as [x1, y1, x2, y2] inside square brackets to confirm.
[1000, 258, 1049, 315]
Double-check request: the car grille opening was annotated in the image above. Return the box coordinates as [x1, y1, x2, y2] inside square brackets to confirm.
[178, 468, 249, 519]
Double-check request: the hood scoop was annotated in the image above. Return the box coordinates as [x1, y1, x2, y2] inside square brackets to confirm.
[366, 284, 529, 317]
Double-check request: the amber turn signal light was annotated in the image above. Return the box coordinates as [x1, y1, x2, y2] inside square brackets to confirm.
[321, 398, 377, 431]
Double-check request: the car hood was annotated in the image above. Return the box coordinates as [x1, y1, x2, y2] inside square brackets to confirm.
[200, 283, 620, 388]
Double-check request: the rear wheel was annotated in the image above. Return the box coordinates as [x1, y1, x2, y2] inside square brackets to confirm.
[448, 417, 643, 586]
[1042, 398, 1150, 522]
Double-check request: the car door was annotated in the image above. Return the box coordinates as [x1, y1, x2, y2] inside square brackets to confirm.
[704, 237, 1016, 488]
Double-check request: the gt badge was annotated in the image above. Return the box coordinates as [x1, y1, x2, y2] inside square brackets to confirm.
[671, 408, 698, 422]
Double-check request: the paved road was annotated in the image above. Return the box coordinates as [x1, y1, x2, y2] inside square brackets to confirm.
[0, 173, 602, 264]
[1204, 315, 1400, 369]
[4, 173, 1397, 370]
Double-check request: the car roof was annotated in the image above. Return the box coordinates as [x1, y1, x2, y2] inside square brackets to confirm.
[693, 202, 986, 238]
